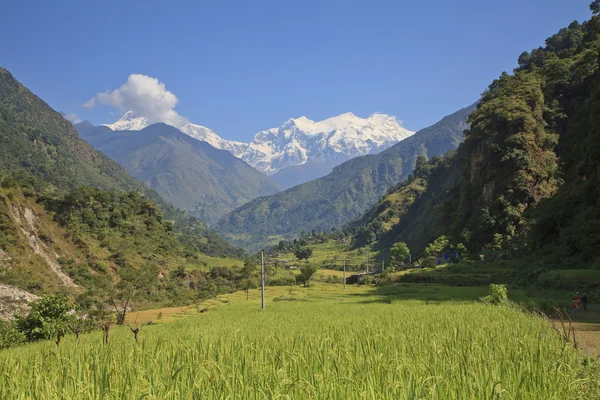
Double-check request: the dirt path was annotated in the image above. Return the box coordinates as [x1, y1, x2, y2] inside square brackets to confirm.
[552, 304, 600, 357]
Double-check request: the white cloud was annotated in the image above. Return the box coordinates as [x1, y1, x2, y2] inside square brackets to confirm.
[84, 74, 187, 127]
[82, 98, 96, 109]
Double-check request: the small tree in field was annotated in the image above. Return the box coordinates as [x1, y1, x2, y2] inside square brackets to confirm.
[294, 246, 313, 262]
[297, 264, 318, 287]
[390, 242, 410, 265]
[109, 264, 157, 325]
[481, 284, 508, 305]
[16, 294, 73, 346]
[240, 258, 259, 300]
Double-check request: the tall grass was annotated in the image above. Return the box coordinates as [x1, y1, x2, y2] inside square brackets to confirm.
[0, 289, 598, 399]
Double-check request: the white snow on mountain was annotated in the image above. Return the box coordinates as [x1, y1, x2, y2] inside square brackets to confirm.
[103, 111, 414, 176]
[103, 111, 247, 158]
[103, 111, 150, 131]
[179, 123, 247, 158]
[240, 112, 414, 175]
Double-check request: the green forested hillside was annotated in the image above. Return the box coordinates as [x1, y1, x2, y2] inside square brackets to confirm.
[217, 105, 475, 252]
[356, 12, 600, 266]
[0, 67, 240, 258]
[76, 123, 282, 225]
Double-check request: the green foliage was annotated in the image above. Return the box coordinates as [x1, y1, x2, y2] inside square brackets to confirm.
[0, 68, 241, 258]
[77, 123, 281, 225]
[217, 105, 475, 252]
[0, 320, 25, 350]
[297, 264, 318, 287]
[15, 294, 73, 342]
[419, 256, 438, 269]
[390, 242, 410, 264]
[481, 284, 509, 305]
[423, 236, 451, 258]
[360, 12, 600, 268]
[109, 264, 158, 325]
[0, 289, 597, 398]
[293, 246, 313, 261]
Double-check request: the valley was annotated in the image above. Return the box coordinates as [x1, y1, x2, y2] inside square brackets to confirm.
[2, 2, 600, 399]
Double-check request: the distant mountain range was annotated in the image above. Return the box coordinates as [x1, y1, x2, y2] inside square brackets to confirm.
[104, 111, 414, 188]
[215, 104, 476, 252]
[76, 121, 282, 225]
[104, 111, 248, 157]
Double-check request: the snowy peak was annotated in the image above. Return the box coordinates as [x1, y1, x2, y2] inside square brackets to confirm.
[241, 112, 415, 176]
[179, 122, 248, 158]
[102, 111, 415, 183]
[102, 111, 150, 131]
[103, 111, 248, 158]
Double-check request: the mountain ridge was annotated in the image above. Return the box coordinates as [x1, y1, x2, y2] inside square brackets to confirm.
[76, 121, 282, 225]
[216, 104, 475, 252]
[104, 110, 415, 188]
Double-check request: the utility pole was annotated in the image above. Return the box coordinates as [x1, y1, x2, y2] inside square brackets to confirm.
[366, 253, 369, 273]
[382, 260, 384, 273]
[409, 253, 412, 264]
[343, 256, 346, 291]
[261, 251, 265, 311]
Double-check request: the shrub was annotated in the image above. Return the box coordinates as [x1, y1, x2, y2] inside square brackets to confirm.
[420, 256, 438, 268]
[481, 284, 508, 305]
[0, 320, 26, 349]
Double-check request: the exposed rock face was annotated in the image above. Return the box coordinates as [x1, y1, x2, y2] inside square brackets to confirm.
[11, 206, 77, 288]
[0, 283, 39, 320]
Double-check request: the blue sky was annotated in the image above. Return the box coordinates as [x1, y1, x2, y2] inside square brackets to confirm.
[0, 0, 592, 141]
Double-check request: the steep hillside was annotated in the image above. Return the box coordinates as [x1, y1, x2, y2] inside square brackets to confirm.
[0, 182, 247, 318]
[76, 122, 282, 224]
[0, 66, 240, 257]
[216, 105, 475, 252]
[362, 12, 600, 266]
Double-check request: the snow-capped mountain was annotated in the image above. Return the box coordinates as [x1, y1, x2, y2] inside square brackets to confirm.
[103, 111, 150, 131]
[240, 112, 415, 176]
[103, 111, 414, 187]
[103, 111, 247, 158]
[179, 123, 247, 158]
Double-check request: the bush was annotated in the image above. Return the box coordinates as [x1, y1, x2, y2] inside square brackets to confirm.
[420, 256, 438, 268]
[0, 320, 26, 349]
[15, 294, 73, 342]
[481, 284, 508, 305]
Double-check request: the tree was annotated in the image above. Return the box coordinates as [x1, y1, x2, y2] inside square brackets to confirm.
[69, 302, 96, 343]
[390, 242, 410, 264]
[423, 236, 451, 258]
[240, 258, 259, 300]
[591, 1, 600, 14]
[297, 264, 318, 287]
[109, 264, 157, 325]
[294, 246, 313, 262]
[15, 294, 73, 345]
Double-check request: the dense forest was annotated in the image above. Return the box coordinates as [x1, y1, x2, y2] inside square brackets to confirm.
[351, 10, 600, 267]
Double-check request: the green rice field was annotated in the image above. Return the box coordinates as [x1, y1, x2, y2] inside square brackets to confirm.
[1, 282, 598, 399]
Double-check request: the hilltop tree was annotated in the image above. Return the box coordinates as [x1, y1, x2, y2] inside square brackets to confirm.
[294, 246, 313, 262]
